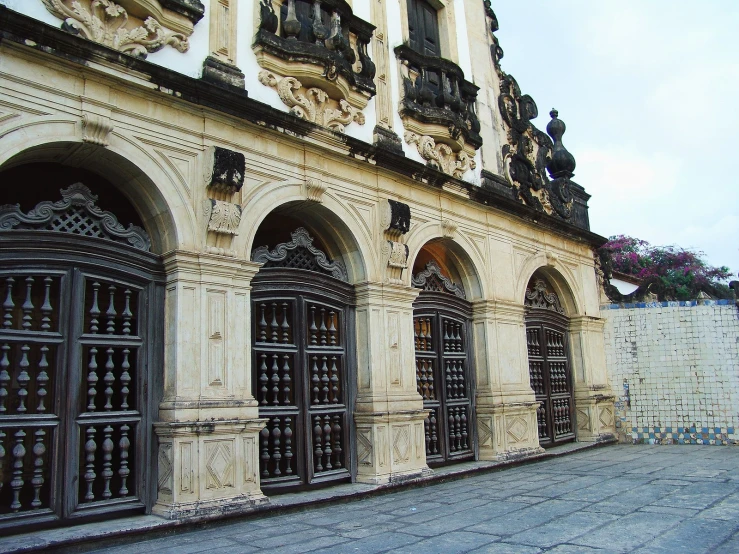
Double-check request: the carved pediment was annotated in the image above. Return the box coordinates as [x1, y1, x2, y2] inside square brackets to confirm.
[253, 0, 376, 129]
[524, 278, 564, 314]
[41, 0, 203, 58]
[412, 261, 465, 299]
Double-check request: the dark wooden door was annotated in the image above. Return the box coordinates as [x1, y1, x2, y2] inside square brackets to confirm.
[413, 292, 475, 466]
[408, 0, 442, 57]
[0, 234, 163, 531]
[251, 268, 354, 493]
[526, 319, 575, 447]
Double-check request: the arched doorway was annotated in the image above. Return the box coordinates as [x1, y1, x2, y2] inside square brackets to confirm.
[524, 274, 575, 447]
[0, 165, 164, 530]
[410, 243, 475, 466]
[250, 213, 356, 493]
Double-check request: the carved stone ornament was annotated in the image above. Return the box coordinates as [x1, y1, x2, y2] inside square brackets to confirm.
[82, 113, 114, 147]
[404, 132, 476, 179]
[258, 71, 365, 132]
[382, 240, 409, 284]
[380, 199, 411, 240]
[0, 183, 151, 251]
[252, 227, 348, 282]
[441, 219, 457, 240]
[203, 146, 245, 194]
[411, 260, 466, 299]
[203, 199, 242, 236]
[305, 178, 327, 203]
[41, 0, 192, 58]
[524, 279, 564, 314]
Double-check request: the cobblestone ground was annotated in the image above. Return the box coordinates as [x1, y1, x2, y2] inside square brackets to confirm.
[88, 445, 739, 554]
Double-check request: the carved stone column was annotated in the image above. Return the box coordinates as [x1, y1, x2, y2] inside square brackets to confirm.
[154, 254, 267, 519]
[354, 282, 429, 484]
[569, 315, 616, 443]
[472, 300, 543, 460]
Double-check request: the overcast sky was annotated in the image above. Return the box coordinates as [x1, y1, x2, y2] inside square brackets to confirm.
[493, 1, 738, 278]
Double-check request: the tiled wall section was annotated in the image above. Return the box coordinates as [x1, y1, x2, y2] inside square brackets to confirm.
[601, 300, 739, 445]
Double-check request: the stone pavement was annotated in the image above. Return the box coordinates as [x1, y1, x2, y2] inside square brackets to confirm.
[26, 445, 739, 553]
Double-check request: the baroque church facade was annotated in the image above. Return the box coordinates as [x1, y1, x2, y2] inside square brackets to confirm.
[0, 0, 615, 531]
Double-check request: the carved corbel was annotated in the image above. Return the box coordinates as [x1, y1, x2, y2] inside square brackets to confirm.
[441, 219, 457, 240]
[203, 146, 245, 195]
[203, 199, 242, 236]
[380, 199, 411, 283]
[404, 132, 476, 179]
[546, 251, 559, 267]
[82, 113, 113, 147]
[382, 240, 409, 285]
[305, 178, 327, 203]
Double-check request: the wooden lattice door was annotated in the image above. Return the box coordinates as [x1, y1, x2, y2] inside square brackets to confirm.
[412, 261, 475, 465]
[251, 228, 355, 492]
[0, 184, 163, 530]
[524, 278, 575, 447]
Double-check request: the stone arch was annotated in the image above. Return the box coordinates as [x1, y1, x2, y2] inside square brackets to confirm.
[405, 222, 486, 301]
[0, 117, 195, 254]
[239, 183, 374, 284]
[516, 253, 581, 316]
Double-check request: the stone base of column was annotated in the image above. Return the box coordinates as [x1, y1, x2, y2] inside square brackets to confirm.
[153, 419, 268, 520]
[355, 409, 430, 485]
[476, 401, 544, 461]
[574, 388, 617, 443]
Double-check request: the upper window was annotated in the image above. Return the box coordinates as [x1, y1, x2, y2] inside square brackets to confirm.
[407, 0, 441, 57]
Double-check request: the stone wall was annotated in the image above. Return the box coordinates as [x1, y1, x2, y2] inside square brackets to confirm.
[602, 300, 739, 445]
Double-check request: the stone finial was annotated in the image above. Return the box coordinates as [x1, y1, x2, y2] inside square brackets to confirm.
[546, 109, 576, 179]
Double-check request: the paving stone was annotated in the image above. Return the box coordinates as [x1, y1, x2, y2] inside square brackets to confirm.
[569, 512, 683, 553]
[465, 500, 588, 537]
[506, 510, 619, 548]
[631, 517, 737, 554]
[468, 543, 542, 553]
[384, 531, 498, 554]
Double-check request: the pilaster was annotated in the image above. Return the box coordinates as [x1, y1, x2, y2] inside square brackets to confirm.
[472, 300, 543, 460]
[569, 315, 616, 442]
[353, 282, 429, 484]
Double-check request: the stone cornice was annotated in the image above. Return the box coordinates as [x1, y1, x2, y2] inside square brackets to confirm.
[0, 7, 607, 248]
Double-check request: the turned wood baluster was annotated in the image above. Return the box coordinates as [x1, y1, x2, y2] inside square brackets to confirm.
[328, 311, 337, 346]
[313, 415, 323, 472]
[456, 323, 463, 352]
[106, 285, 117, 334]
[443, 320, 449, 351]
[21, 277, 34, 330]
[0, 429, 5, 494]
[282, 355, 291, 405]
[320, 356, 329, 404]
[413, 318, 420, 350]
[329, 356, 339, 403]
[103, 348, 115, 411]
[122, 289, 133, 336]
[36, 345, 49, 413]
[260, 426, 270, 478]
[84, 426, 97, 501]
[455, 408, 462, 451]
[271, 417, 282, 476]
[87, 348, 99, 411]
[322, 416, 332, 470]
[2, 277, 14, 329]
[310, 356, 320, 404]
[89, 282, 101, 334]
[258, 304, 268, 342]
[10, 429, 26, 511]
[309, 306, 318, 345]
[17, 344, 30, 413]
[120, 348, 131, 410]
[319, 308, 328, 346]
[258, 354, 268, 405]
[283, 417, 293, 475]
[424, 416, 431, 455]
[119, 424, 130, 496]
[31, 428, 46, 508]
[270, 303, 279, 343]
[445, 360, 452, 399]
[0, 343, 10, 413]
[416, 359, 423, 396]
[448, 410, 456, 452]
[461, 409, 469, 450]
[332, 414, 342, 469]
[429, 411, 438, 454]
[426, 318, 433, 351]
[270, 354, 280, 405]
[281, 302, 290, 343]
[101, 425, 114, 499]
[427, 361, 435, 399]
[41, 277, 53, 331]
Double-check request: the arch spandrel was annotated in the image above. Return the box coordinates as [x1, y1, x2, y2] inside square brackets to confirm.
[0, 119, 197, 254]
[238, 184, 375, 285]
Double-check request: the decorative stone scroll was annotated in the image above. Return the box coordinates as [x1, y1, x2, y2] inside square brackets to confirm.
[381, 199, 411, 239]
[203, 200, 241, 236]
[305, 178, 327, 203]
[203, 146, 245, 194]
[41, 0, 195, 59]
[524, 279, 564, 314]
[404, 132, 476, 179]
[411, 260, 466, 299]
[380, 199, 410, 283]
[252, 227, 348, 282]
[0, 183, 151, 251]
[258, 71, 365, 132]
[82, 113, 114, 147]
